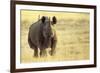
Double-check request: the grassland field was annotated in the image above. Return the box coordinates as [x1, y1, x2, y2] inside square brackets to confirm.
[20, 10, 90, 63]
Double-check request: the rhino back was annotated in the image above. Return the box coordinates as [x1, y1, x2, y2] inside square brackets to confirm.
[29, 20, 42, 47]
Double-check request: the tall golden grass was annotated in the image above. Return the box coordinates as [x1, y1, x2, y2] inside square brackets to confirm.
[20, 10, 90, 63]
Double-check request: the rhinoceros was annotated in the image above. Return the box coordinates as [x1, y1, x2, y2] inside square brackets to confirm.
[28, 16, 57, 57]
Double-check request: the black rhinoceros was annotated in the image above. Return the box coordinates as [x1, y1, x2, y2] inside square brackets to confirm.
[28, 16, 57, 57]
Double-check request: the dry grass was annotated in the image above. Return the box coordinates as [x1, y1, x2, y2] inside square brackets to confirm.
[20, 10, 90, 63]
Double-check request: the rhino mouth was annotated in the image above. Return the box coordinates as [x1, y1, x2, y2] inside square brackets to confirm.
[44, 38, 51, 48]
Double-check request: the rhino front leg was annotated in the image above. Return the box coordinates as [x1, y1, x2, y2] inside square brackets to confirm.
[40, 49, 47, 57]
[50, 37, 57, 56]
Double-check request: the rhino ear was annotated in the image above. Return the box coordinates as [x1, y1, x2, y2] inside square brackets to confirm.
[52, 16, 57, 24]
[41, 16, 46, 23]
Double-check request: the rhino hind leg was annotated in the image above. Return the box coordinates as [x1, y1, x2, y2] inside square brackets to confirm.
[28, 35, 39, 57]
[34, 48, 39, 57]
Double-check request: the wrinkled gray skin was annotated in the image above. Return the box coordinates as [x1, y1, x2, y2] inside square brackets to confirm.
[28, 16, 57, 57]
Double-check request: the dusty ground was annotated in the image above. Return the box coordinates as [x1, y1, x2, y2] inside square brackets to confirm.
[20, 10, 90, 63]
